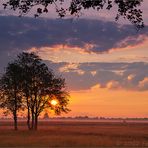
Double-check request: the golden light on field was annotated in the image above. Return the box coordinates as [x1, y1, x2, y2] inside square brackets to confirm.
[51, 100, 58, 106]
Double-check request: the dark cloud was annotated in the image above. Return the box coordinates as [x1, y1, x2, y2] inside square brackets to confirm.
[0, 15, 147, 71]
[0, 15, 148, 54]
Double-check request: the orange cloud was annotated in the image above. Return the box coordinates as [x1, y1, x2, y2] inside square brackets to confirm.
[28, 44, 93, 55]
[59, 63, 85, 75]
[106, 80, 120, 89]
[27, 36, 148, 63]
[138, 77, 148, 90]
[91, 84, 102, 90]
[109, 35, 148, 53]
[90, 71, 97, 76]
[59, 63, 79, 72]
[27, 44, 95, 63]
[127, 74, 136, 81]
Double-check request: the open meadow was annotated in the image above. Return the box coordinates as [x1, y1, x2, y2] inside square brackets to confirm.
[0, 120, 148, 147]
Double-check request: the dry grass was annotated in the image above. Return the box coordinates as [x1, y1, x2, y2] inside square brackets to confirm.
[0, 120, 148, 147]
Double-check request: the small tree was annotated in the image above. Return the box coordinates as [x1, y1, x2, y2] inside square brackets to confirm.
[0, 62, 23, 130]
[16, 52, 70, 130]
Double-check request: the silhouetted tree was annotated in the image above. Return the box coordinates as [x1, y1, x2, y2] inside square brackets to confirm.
[16, 53, 39, 130]
[16, 52, 69, 130]
[0, 62, 23, 130]
[3, 0, 144, 29]
[0, 52, 69, 130]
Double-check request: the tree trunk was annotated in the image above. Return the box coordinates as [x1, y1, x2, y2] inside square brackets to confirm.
[13, 111, 18, 130]
[26, 97, 31, 130]
[34, 114, 38, 130]
[14, 92, 18, 131]
[31, 109, 35, 130]
[27, 106, 31, 130]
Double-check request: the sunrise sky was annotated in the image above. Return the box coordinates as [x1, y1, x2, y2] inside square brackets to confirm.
[0, 0, 148, 118]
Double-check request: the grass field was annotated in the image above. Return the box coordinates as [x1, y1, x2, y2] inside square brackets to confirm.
[0, 120, 148, 147]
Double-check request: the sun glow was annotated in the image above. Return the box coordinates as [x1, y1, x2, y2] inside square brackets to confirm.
[51, 100, 58, 106]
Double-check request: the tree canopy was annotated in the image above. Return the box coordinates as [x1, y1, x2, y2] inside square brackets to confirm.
[3, 0, 144, 29]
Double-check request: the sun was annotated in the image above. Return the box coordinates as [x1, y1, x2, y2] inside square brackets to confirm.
[51, 100, 58, 106]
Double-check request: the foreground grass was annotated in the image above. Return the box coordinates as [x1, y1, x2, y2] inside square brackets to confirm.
[0, 120, 148, 147]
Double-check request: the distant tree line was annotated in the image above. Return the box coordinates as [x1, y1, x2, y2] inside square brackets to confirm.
[0, 52, 70, 130]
